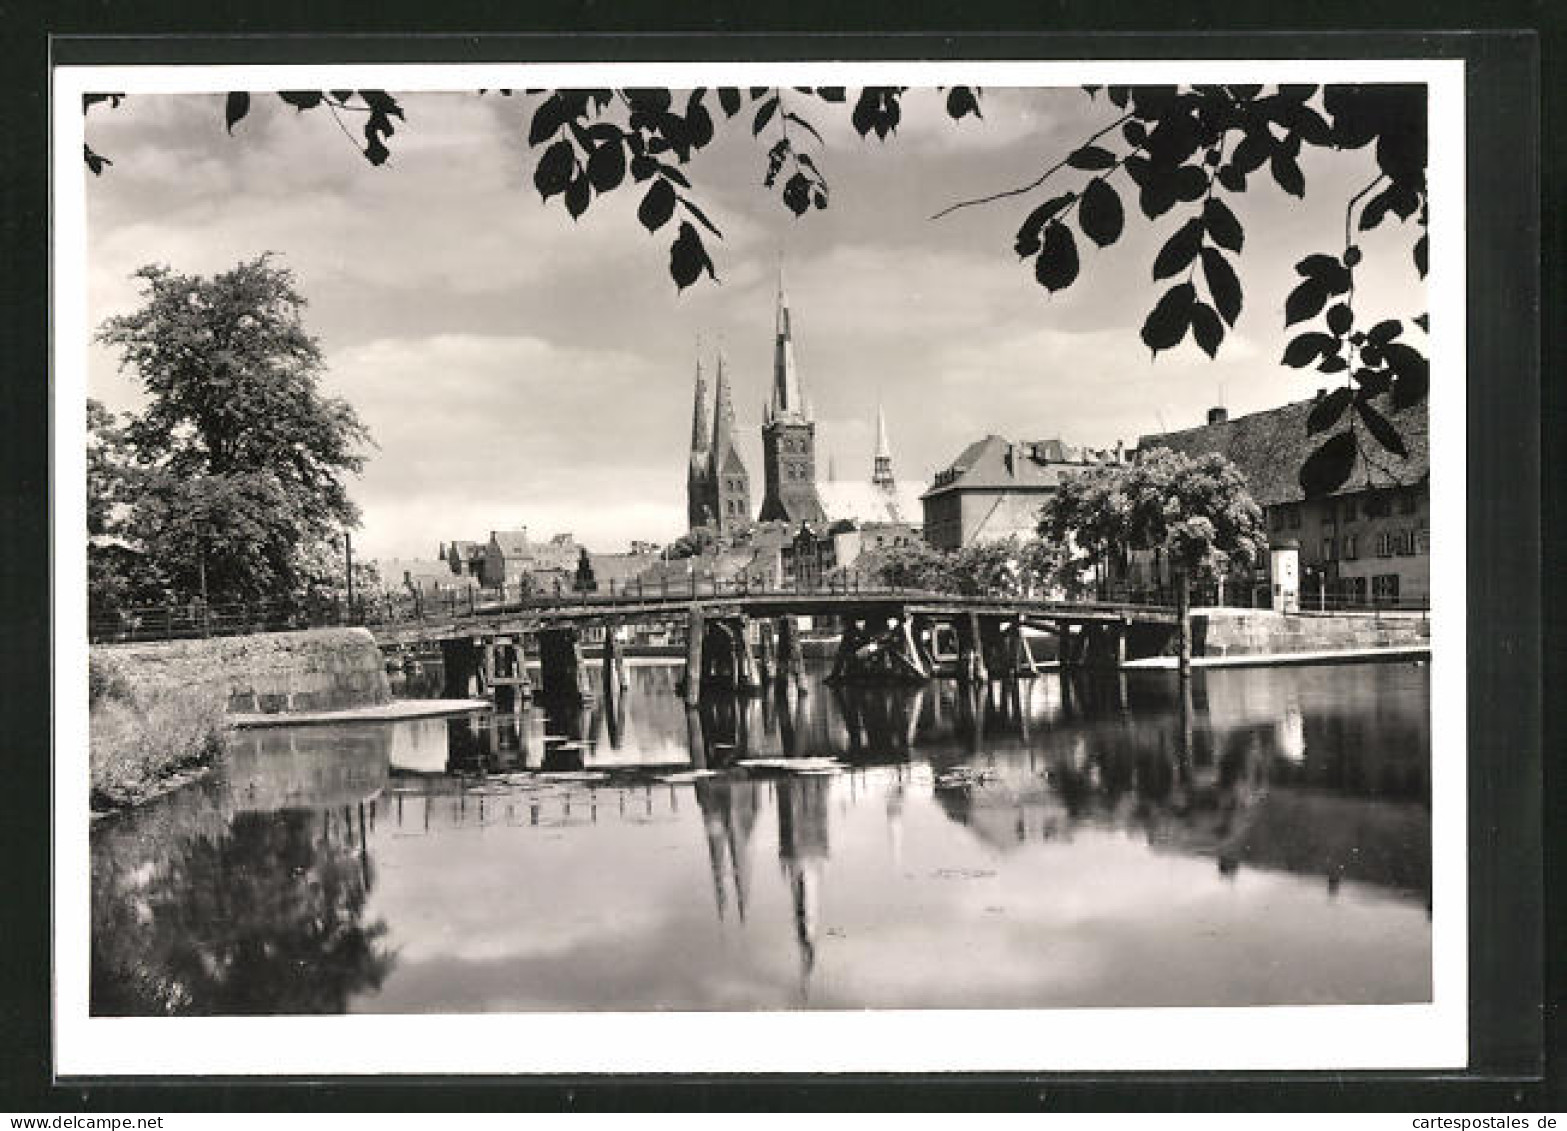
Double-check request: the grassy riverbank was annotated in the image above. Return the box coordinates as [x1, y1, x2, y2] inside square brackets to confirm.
[89, 652, 230, 811]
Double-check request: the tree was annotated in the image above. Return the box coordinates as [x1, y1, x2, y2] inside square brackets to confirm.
[87, 398, 161, 621]
[95, 257, 371, 606]
[84, 83, 1428, 488]
[666, 526, 718, 560]
[1040, 450, 1265, 671]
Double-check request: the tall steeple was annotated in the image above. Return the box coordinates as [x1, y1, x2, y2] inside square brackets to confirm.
[768, 263, 809, 425]
[711, 348, 736, 459]
[689, 351, 710, 461]
[686, 348, 713, 532]
[872, 402, 895, 489]
[758, 261, 825, 526]
[707, 344, 751, 536]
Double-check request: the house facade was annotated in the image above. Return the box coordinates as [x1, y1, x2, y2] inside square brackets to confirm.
[1136, 398, 1430, 607]
[921, 435, 1125, 550]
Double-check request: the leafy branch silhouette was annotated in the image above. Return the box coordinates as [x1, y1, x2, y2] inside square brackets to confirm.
[83, 82, 1427, 494]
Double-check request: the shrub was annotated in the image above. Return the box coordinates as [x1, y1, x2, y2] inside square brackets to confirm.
[89, 674, 229, 810]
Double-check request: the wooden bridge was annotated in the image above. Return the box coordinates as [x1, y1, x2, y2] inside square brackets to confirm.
[370, 587, 1179, 709]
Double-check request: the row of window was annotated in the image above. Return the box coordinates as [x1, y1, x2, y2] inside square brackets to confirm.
[1319, 527, 1428, 561]
[1270, 488, 1425, 532]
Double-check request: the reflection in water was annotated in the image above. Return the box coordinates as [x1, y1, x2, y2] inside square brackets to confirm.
[93, 660, 1432, 1013]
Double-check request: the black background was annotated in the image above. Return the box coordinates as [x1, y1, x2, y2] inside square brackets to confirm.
[2, 3, 1558, 1113]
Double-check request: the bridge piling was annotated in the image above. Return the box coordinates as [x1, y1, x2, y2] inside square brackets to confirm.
[683, 606, 705, 706]
[756, 619, 776, 683]
[602, 621, 627, 699]
[539, 626, 594, 702]
[734, 616, 763, 692]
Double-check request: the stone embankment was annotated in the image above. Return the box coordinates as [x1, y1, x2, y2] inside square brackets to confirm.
[97, 627, 392, 715]
[1191, 609, 1430, 660]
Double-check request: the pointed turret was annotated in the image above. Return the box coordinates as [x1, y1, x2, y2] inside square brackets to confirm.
[711, 350, 737, 461]
[686, 348, 715, 532]
[758, 262, 826, 525]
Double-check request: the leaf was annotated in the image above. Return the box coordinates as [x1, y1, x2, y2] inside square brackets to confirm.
[84, 144, 111, 175]
[225, 91, 250, 134]
[630, 153, 658, 182]
[1413, 313, 1429, 333]
[945, 86, 982, 120]
[1190, 302, 1223, 358]
[677, 194, 724, 238]
[1173, 164, 1208, 201]
[1034, 221, 1079, 292]
[1284, 278, 1329, 326]
[1270, 153, 1305, 198]
[585, 138, 626, 192]
[564, 174, 591, 220]
[717, 87, 742, 117]
[279, 90, 322, 111]
[1231, 132, 1270, 174]
[1299, 430, 1356, 497]
[1068, 144, 1117, 170]
[533, 139, 575, 200]
[1367, 318, 1402, 345]
[1200, 247, 1242, 326]
[1355, 397, 1408, 457]
[1138, 175, 1179, 220]
[1013, 193, 1074, 258]
[1123, 120, 1147, 146]
[1216, 165, 1246, 192]
[1413, 233, 1428, 277]
[1281, 332, 1336, 368]
[1202, 197, 1243, 252]
[784, 111, 824, 145]
[782, 172, 812, 217]
[752, 96, 779, 136]
[529, 94, 568, 145]
[1355, 367, 1393, 396]
[1384, 342, 1430, 409]
[1326, 302, 1353, 335]
[1307, 387, 1353, 434]
[637, 178, 677, 232]
[1319, 355, 1349, 373]
[1078, 177, 1124, 248]
[815, 87, 846, 102]
[1152, 218, 1204, 281]
[1141, 282, 1196, 355]
[669, 221, 716, 291]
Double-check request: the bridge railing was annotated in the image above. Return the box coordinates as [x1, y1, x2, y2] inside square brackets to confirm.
[90, 574, 1182, 643]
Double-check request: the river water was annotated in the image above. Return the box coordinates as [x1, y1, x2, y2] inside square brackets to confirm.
[91, 660, 1432, 1014]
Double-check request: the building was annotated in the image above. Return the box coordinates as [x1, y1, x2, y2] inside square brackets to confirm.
[479, 528, 581, 591]
[685, 350, 753, 536]
[374, 558, 477, 596]
[440, 540, 485, 577]
[757, 270, 827, 525]
[1136, 397, 1430, 606]
[921, 435, 1124, 550]
[815, 403, 925, 526]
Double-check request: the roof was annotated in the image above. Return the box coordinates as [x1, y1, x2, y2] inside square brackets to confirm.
[818, 480, 926, 525]
[488, 529, 530, 557]
[375, 559, 469, 591]
[1135, 394, 1429, 507]
[587, 551, 660, 587]
[922, 435, 1118, 498]
[447, 540, 482, 558]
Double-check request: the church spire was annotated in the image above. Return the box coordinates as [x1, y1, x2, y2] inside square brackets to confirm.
[711, 346, 737, 459]
[769, 262, 808, 424]
[689, 348, 710, 459]
[872, 402, 895, 489]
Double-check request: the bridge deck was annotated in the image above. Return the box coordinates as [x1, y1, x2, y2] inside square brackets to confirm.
[370, 589, 1177, 645]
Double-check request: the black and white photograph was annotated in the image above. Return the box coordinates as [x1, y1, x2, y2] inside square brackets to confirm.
[52, 59, 1472, 1076]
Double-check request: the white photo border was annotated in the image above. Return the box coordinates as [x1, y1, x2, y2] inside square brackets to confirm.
[51, 57, 1467, 1077]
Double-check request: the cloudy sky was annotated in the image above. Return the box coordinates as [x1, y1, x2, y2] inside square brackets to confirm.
[84, 83, 1425, 561]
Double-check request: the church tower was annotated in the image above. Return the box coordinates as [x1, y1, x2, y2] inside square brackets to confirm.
[759, 268, 826, 525]
[685, 352, 714, 531]
[872, 402, 896, 490]
[708, 348, 751, 536]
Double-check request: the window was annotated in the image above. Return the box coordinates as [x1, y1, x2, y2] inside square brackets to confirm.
[1376, 532, 1392, 557]
[1373, 574, 1401, 603]
[1343, 497, 1358, 522]
[1416, 527, 1430, 554]
[1342, 533, 1358, 560]
[1399, 528, 1419, 556]
[1322, 537, 1335, 561]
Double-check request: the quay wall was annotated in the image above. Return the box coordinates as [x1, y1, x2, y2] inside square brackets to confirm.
[1192, 609, 1430, 659]
[95, 627, 392, 715]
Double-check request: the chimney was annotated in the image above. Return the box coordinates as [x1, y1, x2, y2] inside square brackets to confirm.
[1207, 406, 1229, 425]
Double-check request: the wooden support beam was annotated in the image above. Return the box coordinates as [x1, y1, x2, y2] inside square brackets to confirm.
[958, 611, 988, 685]
[603, 620, 627, 699]
[684, 606, 705, 706]
[756, 618, 776, 683]
[539, 626, 593, 702]
[735, 616, 762, 692]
